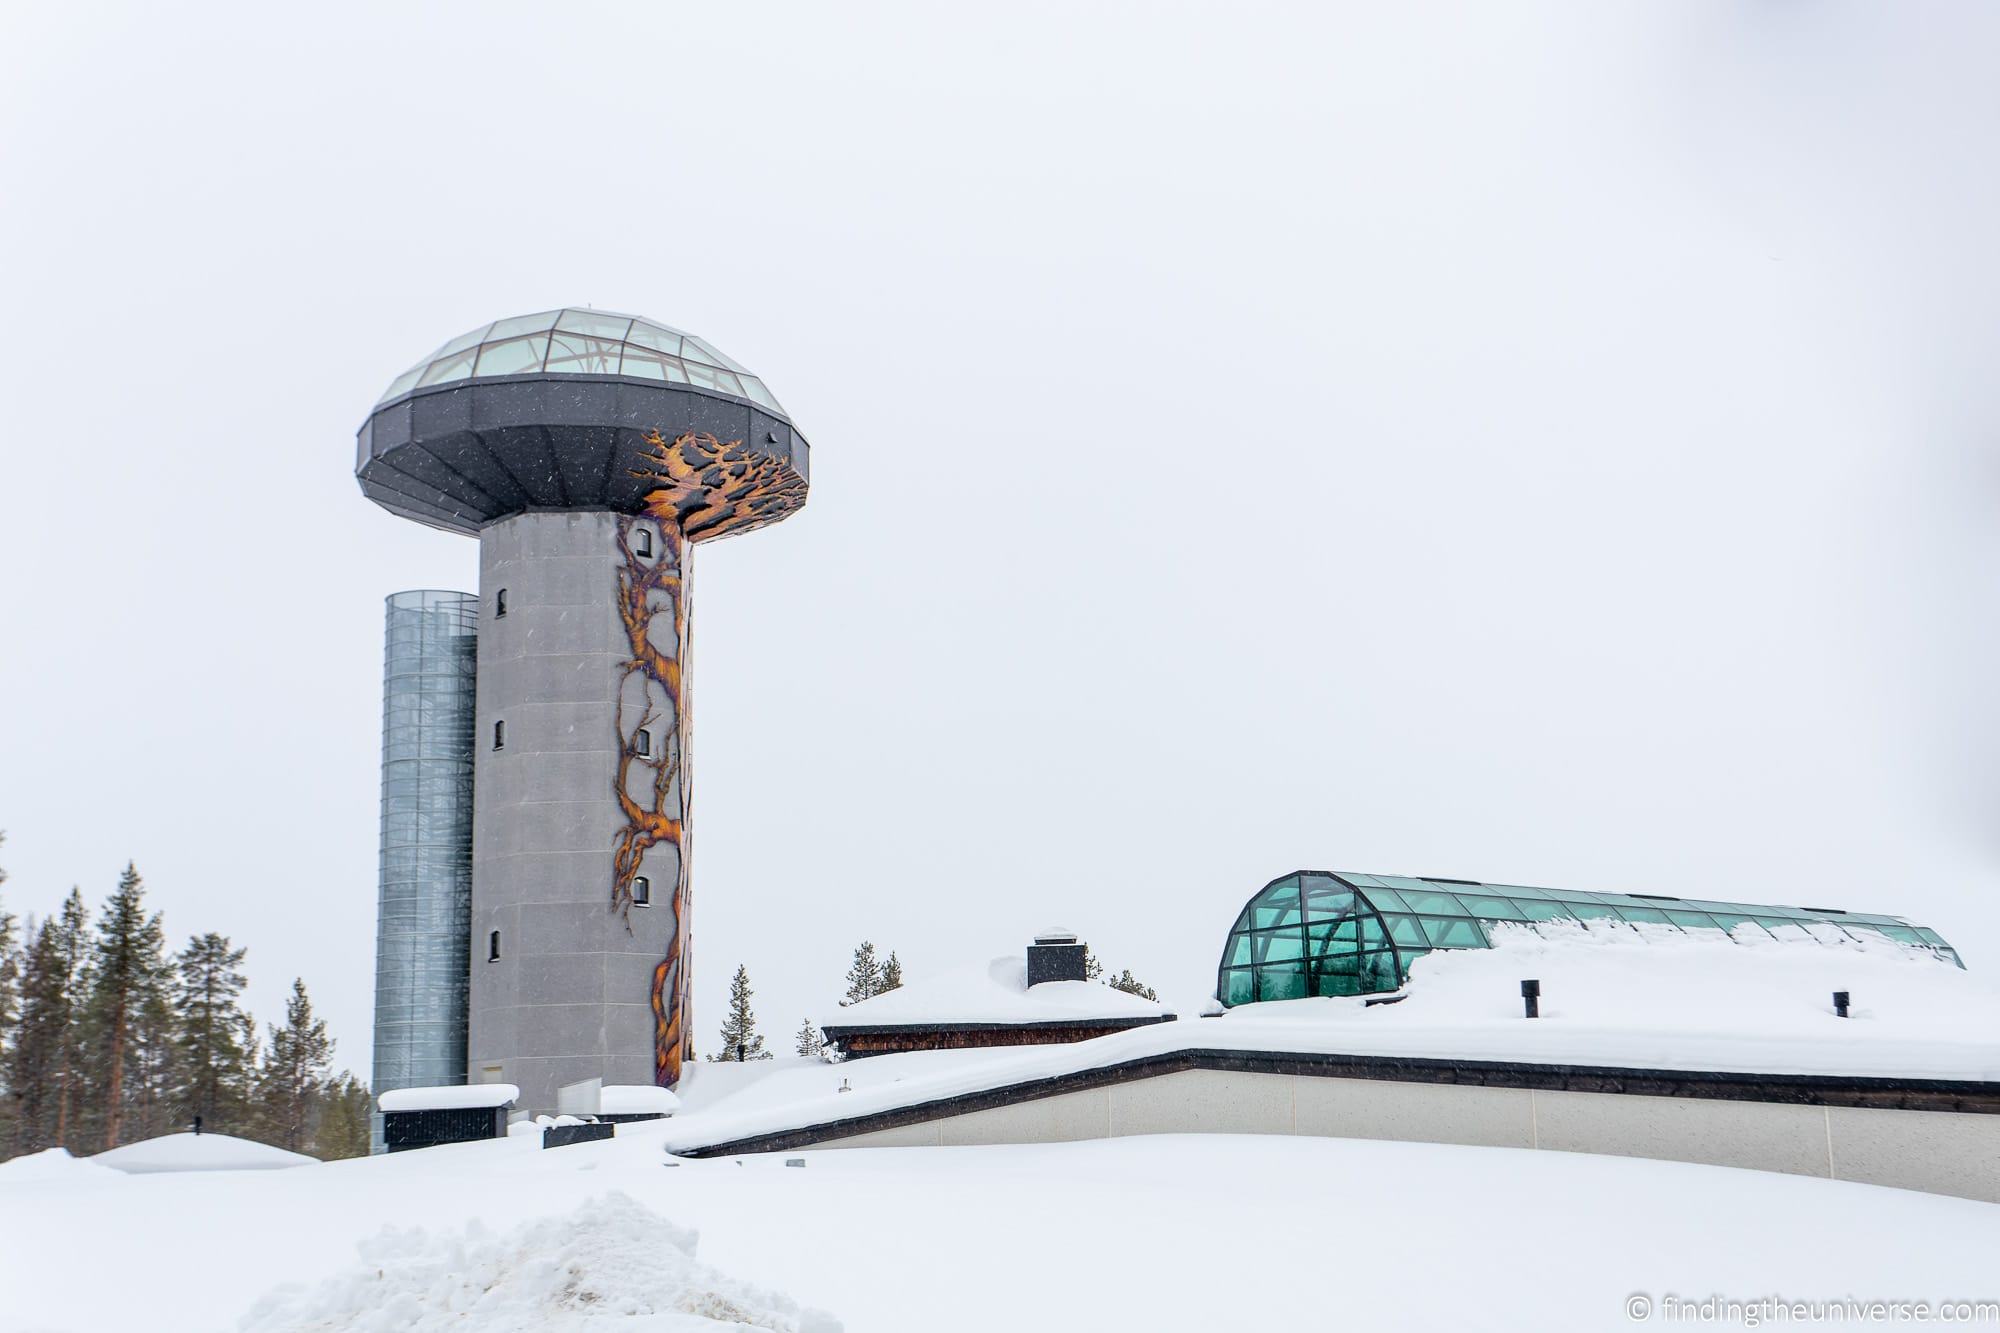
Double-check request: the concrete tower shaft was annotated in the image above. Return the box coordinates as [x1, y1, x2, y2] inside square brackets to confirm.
[358, 310, 809, 1114]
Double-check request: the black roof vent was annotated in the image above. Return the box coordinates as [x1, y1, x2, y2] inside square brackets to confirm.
[1627, 893, 1682, 902]
[1419, 876, 1481, 886]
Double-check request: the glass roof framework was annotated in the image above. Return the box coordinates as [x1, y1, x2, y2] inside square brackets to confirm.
[374, 309, 789, 418]
[1217, 870, 1963, 1008]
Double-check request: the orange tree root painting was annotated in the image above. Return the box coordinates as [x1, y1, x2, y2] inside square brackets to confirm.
[616, 431, 807, 1088]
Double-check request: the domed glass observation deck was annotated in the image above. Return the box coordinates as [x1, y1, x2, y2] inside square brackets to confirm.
[356, 307, 808, 538]
[373, 309, 788, 417]
[1217, 870, 1963, 1006]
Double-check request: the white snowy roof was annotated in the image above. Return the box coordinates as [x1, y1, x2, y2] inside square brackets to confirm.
[379, 1083, 520, 1112]
[666, 923, 2000, 1154]
[600, 1084, 680, 1116]
[822, 955, 1170, 1029]
[93, 1132, 317, 1174]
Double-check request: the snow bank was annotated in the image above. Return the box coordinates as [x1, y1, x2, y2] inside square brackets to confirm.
[0, 1146, 120, 1184]
[825, 954, 1167, 1027]
[380, 1083, 520, 1112]
[93, 1131, 316, 1174]
[238, 1192, 839, 1333]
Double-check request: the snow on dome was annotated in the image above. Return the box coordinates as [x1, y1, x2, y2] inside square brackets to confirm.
[828, 954, 1167, 1027]
[601, 1084, 681, 1116]
[93, 1132, 316, 1174]
[378, 1083, 519, 1112]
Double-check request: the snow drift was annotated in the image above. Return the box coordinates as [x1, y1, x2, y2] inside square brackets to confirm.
[238, 1192, 840, 1333]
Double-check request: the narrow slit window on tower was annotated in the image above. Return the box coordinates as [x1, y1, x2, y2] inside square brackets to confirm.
[493, 719, 505, 750]
[495, 588, 508, 618]
[635, 527, 653, 558]
[488, 930, 501, 962]
[633, 876, 651, 907]
[635, 728, 652, 757]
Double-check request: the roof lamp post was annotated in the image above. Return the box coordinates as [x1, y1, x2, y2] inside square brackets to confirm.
[1521, 978, 1541, 1019]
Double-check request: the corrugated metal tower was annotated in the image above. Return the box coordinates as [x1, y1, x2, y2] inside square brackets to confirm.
[371, 589, 479, 1145]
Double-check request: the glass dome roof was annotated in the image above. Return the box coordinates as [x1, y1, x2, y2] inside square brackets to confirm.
[375, 308, 787, 418]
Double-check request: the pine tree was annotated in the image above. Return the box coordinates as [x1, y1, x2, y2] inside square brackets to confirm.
[794, 1017, 824, 1058]
[0, 832, 15, 1046]
[123, 972, 181, 1142]
[0, 839, 18, 1146]
[83, 863, 169, 1149]
[880, 951, 904, 993]
[8, 917, 62, 1152]
[707, 964, 770, 1061]
[1107, 968, 1158, 1002]
[1082, 949, 1105, 982]
[257, 979, 332, 1152]
[308, 1071, 373, 1160]
[47, 890, 87, 1147]
[176, 933, 253, 1130]
[841, 941, 883, 1006]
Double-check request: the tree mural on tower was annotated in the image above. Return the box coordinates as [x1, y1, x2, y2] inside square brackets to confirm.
[612, 429, 808, 1089]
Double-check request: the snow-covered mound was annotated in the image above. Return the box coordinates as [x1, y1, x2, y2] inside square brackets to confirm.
[0, 1146, 119, 1183]
[93, 1131, 317, 1174]
[239, 1192, 839, 1333]
[827, 954, 1166, 1026]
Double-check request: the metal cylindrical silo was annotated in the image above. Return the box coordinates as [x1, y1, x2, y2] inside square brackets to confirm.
[372, 589, 479, 1136]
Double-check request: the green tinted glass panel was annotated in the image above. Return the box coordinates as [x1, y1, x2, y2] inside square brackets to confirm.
[1664, 910, 1720, 929]
[1222, 968, 1255, 1005]
[1874, 924, 1921, 943]
[1253, 901, 1301, 929]
[1303, 887, 1354, 917]
[1614, 906, 1670, 924]
[1419, 918, 1487, 948]
[1513, 900, 1570, 922]
[1226, 934, 1252, 966]
[1491, 885, 1557, 900]
[1385, 915, 1427, 947]
[1255, 966, 1307, 1001]
[1460, 895, 1524, 918]
[1361, 952, 1401, 991]
[1364, 886, 1412, 911]
[1358, 915, 1390, 946]
[1253, 929, 1305, 963]
[1401, 891, 1470, 916]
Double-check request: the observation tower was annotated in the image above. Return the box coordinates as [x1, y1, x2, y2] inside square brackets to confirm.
[358, 309, 809, 1112]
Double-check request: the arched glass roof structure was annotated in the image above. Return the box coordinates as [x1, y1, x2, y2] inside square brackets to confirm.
[1217, 870, 1962, 1007]
[373, 308, 788, 418]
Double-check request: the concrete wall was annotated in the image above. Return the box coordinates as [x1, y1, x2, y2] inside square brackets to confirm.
[470, 510, 677, 1113]
[809, 1069, 2000, 1203]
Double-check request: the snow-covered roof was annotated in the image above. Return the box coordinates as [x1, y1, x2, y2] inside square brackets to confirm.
[379, 1083, 519, 1112]
[600, 1084, 681, 1116]
[666, 923, 2000, 1154]
[822, 955, 1170, 1030]
[92, 1132, 317, 1174]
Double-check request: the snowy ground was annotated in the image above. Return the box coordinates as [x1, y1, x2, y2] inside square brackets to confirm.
[3, 1118, 1996, 1332]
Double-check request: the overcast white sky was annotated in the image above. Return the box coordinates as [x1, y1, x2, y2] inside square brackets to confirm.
[2, 2, 1996, 1075]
